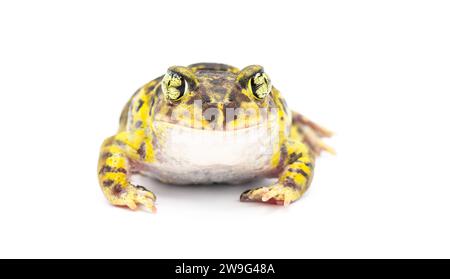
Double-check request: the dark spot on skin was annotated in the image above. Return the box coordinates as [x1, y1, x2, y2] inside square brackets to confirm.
[135, 120, 143, 128]
[155, 86, 163, 97]
[201, 94, 211, 104]
[223, 101, 237, 110]
[305, 162, 313, 168]
[98, 165, 127, 175]
[146, 77, 163, 95]
[145, 84, 156, 95]
[280, 116, 284, 121]
[165, 106, 174, 118]
[117, 167, 127, 173]
[213, 86, 227, 95]
[280, 144, 288, 165]
[136, 99, 144, 112]
[137, 142, 146, 160]
[227, 91, 237, 102]
[148, 98, 155, 116]
[102, 179, 114, 187]
[297, 169, 309, 178]
[289, 153, 297, 163]
[203, 102, 218, 110]
[240, 187, 263, 201]
[271, 144, 289, 176]
[98, 165, 110, 174]
[288, 167, 309, 177]
[210, 79, 222, 85]
[112, 184, 124, 196]
[234, 91, 251, 103]
[151, 136, 159, 152]
[198, 85, 207, 97]
[227, 88, 251, 104]
[115, 140, 126, 147]
[268, 98, 276, 107]
[186, 96, 196, 105]
[186, 93, 211, 106]
[283, 177, 301, 190]
[100, 152, 113, 160]
[288, 152, 303, 164]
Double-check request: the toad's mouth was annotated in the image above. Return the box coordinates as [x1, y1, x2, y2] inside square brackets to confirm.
[152, 119, 278, 133]
[152, 106, 280, 131]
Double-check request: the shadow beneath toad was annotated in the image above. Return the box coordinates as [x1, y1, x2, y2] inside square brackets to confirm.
[129, 174, 289, 212]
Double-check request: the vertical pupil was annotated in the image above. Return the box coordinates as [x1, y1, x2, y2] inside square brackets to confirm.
[251, 78, 259, 96]
[177, 79, 185, 97]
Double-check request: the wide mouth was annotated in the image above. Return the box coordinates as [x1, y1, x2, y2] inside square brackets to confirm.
[152, 118, 277, 133]
[152, 102, 280, 131]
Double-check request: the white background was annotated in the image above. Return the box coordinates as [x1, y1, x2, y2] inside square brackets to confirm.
[1, 0, 449, 259]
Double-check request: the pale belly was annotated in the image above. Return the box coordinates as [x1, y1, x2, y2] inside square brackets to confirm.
[139, 122, 280, 184]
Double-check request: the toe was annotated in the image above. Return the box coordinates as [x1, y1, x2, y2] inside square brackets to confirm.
[240, 184, 299, 206]
[134, 186, 157, 213]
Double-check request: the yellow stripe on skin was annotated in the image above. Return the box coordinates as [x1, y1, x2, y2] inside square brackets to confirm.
[132, 94, 150, 128]
[123, 80, 164, 163]
[114, 130, 154, 162]
[101, 172, 127, 187]
[97, 134, 156, 211]
[105, 156, 127, 170]
[269, 88, 291, 169]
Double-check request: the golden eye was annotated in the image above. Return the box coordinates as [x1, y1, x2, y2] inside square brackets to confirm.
[248, 72, 272, 99]
[162, 71, 188, 101]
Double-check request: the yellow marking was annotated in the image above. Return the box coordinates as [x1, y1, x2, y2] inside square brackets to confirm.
[101, 171, 127, 185]
[142, 138, 155, 162]
[270, 146, 281, 168]
[105, 156, 127, 169]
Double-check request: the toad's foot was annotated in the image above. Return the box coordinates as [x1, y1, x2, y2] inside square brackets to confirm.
[240, 183, 302, 206]
[241, 140, 314, 206]
[103, 183, 157, 212]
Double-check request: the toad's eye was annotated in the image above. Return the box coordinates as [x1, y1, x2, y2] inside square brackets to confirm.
[248, 72, 272, 99]
[162, 71, 188, 101]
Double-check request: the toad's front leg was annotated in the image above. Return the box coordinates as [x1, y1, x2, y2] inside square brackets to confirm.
[97, 131, 156, 212]
[240, 140, 314, 206]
